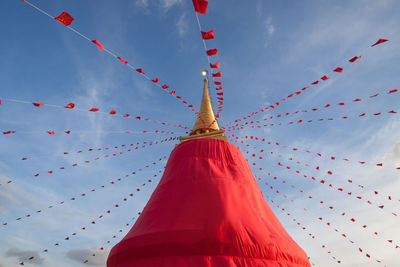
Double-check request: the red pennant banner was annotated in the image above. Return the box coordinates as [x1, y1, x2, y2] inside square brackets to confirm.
[55, 11, 74, 26]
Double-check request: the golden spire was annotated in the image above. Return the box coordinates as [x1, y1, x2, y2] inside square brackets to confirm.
[180, 78, 227, 143]
[192, 78, 220, 134]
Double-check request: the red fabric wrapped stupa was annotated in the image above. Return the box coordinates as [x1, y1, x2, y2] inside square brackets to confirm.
[107, 79, 310, 267]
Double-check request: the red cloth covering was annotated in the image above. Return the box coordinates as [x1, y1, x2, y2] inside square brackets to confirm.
[107, 138, 310, 267]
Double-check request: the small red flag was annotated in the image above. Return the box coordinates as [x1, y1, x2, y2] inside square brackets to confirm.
[110, 110, 116, 115]
[214, 81, 222, 85]
[201, 29, 214, 40]
[192, 0, 208, 14]
[65, 130, 71, 134]
[206, 48, 218, 56]
[321, 75, 329, 80]
[136, 68, 145, 74]
[117, 57, 128, 64]
[152, 77, 159, 83]
[212, 71, 221, 77]
[161, 84, 169, 89]
[333, 67, 343, 73]
[388, 89, 398, 94]
[124, 114, 130, 117]
[349, 55, 362, 62]
[65, 103, 75, 109]
[47, 131, 55, 135]
[55, 11, 74, 26]
[32, 102, 44, 107]
[92, 40, 104, 51]
[311, 80, 319, 85]
[89, 108, 99, 112]
[371, 38, 389, 47]
[170, 90, 176, 95]
[210, 62, 220, 68]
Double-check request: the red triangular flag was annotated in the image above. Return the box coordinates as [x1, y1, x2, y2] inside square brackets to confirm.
[321, 76, 329, 80]
[110, 110, 116, 115]
[192, 0, 208, 14]
[89, 108, 99, 112]
[65, 103, 75, 109]
[117, 57, 128, 64]
[206, 48, 218, 56]
[212, 71, 221, 77]
[55, 11, 74, 26]
[201, 29, 214, 40]
[152, 77, 159, 83]
[210, 62, 220, 68]
[92, 40, 104, 51]
[32, 102, 44, 107]
[371, 38, 389, 47]
[333, 67, 343, 73]
[161, 84, 169, 89]
[349, 55, 362, 63]
[136, 68, 145, 74]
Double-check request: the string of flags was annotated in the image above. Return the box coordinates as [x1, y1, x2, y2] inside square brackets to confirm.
[227, 108, 398, 132]
[239, 146, 400, 252]
[265, 194, 343, 264]
[226, 88, 398, 131]
[1, 137, 174, 188]
[82, 216, 138, 264]
[192, 0, 224, 117]
[230, 134, 400, 174]
[22, 0, 196, 113]
[0, 97, 190, 131]
[28, 137, 175, 178]
[226, 38, 390, 127]
[17, 169, 161, 266]
[1, 158, 166, 229]
[231, 135, 399, 207]
[265, 192, 383, 264]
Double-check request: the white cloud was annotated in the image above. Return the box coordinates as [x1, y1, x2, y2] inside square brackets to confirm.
[264, 17, 275, 36]
[160, 0, 183, 11]
[66, 247, 110, 266]
[5, 247, 44, 265]
[176, 12, 188, 37]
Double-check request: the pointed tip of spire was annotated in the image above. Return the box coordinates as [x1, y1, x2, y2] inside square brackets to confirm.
[179, 78, 227, 143]
[191, 78, 220, 135]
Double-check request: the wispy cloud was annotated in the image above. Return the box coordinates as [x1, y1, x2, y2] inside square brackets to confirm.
[264, 17, 275, 36]
[66, 248, 110, 266]
[176, 12, 188, 37]
[5, 248, 44, 265]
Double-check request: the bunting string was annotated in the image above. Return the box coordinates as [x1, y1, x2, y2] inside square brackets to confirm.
[17, 168, 161, 265]
[0, 97, 190, 131]
[226, 38, 391, 127]
[82, 216, 138, 264]
[192, 0, 224, 117]
[239, 146, 400, 251]
[1, 137, 176, 188]
[29, 136, 175, 178]
[264, 194, 343, 264]
[1, 157, 165, 229]
[239, 141, 399, 217]
[226, 88, 398, 131]
[230, 134, 400, 201]
[18, 137, 177, 162]
[264, 191, 383, 264]
[226, 108, 398, 132]
[22, 0, 196, 113]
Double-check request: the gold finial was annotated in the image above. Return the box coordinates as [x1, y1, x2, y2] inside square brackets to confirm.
[180, 78, 227, 143]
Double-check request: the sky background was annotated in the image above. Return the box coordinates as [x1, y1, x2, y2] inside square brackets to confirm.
[1, 0, 400, 266]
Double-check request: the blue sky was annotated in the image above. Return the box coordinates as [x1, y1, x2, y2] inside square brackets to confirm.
[1, 0, 400, 266]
